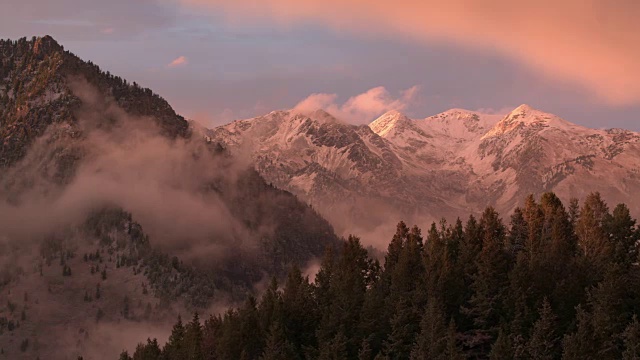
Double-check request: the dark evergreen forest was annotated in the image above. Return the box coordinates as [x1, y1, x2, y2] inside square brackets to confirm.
[119, 192, 640, 359]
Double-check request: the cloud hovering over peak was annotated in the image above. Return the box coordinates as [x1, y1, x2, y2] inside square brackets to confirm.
[294, 85, 419, 124]
[178, 0, 640, 106]
[167, 55, 188, 68]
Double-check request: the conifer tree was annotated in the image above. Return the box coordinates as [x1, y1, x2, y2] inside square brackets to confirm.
[462, 207, 509, 348]
[183, 313, 204, 360]
[163, 316, 186, 359]
[562, 305, 595, 359]
[317, 236, 373, 358]
[606, 203, 640, 267]
[489, 328, 513, 360]
[318, 330, 348, 360]
[358, 338, 373, 360]
[576, 192, 611, 278]
[409, 298, 448, 360]
[258, 277, 282, 334]
[282, 265, 318, 354]
[384, 297, 421, 359]
[527, 298, 559, 360]
[622, 315, 640, 360]
[260, 321, 297, 360]
[238, 296, 264, 359]
[132, 338, 161, 360]
[508, 207, 528, 255]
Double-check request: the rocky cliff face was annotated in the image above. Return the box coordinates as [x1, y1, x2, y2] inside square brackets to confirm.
[209, 104, 640, 237]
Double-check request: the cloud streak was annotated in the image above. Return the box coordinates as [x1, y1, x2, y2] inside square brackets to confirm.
[179, 0, 640, 106]
[167, 55, 188, 68]
[294, 85, 419, 123]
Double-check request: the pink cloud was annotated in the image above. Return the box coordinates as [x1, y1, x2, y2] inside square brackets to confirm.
[294, 85, 419, 124]
[167, 55, 188, 68]
[179, 0, 640, 106]
[100, 27, 115, 35]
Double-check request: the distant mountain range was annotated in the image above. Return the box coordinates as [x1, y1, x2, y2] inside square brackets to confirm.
[208, 104, 640, 238]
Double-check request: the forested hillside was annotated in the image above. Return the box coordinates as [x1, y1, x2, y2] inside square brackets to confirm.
[120, 192, 640, 359]
[0, 36, 339, 359]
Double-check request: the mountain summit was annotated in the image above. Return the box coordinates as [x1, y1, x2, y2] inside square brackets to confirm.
[209, 105, 640, 237]
[369, 110, 413, 137]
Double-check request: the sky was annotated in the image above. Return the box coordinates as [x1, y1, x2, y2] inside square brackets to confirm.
[2, 0, 640, 130]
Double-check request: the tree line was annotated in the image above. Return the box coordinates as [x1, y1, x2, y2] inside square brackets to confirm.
[119, 192, 640, 359]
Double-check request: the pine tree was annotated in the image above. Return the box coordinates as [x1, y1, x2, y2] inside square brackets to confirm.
[446, 319, 464, 360]
[317, 236, 373, 358]
[410, 298, 448, 360]
[258, 277, 282, 334]
[523, 194, 544, 261]
[183, 313, 204, 360]
[622, 315, 640, 360]
[358, 338, 373, 360]
[568, 198, 580, 226]
[489, 328, 513, 360]
[508, 207, 528, 255]
[163, 316, 185, 359]
[384, 224, 426, 358]
[587, 265, 633, 358]
[123, 296, 130, 319]
[358, 274, 390, 357]
[527, 298, 559, 360]
[462, 207, 509, 347]
[282, 265, 318, 354]
[260, 321, 297, 360]
[562, 305, 595, 359]
[132, 338, 161, 360]
[458, 215, 483, 328]
[385, 222, 409, 274]
[384, 297, 421, 359]
[96, 308, 105, 323]
[576, 192, 611, 278]
[318, 330, 348, 360]
[606, 203, 640, 267]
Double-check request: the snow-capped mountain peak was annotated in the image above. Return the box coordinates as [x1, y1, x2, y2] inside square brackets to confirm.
[369, 110, 412, 137]
[208, 105, 640, 237]
[482, 104, 570, 138]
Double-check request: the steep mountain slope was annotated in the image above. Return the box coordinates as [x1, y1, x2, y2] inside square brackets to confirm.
[0, 36, 338, 359]
[0, 35, 337, 275]
[207, 110, 420, 236]
[210, 104, 640, 238]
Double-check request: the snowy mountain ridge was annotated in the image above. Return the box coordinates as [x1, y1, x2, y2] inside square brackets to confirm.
[207, 104, 640, 236]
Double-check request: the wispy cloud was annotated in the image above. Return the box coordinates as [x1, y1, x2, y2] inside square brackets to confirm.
[294, 86, 419, 124]
[167, 55, 188, 68]
[101, 27, 115, 34]
[179, 0, 640, 106]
